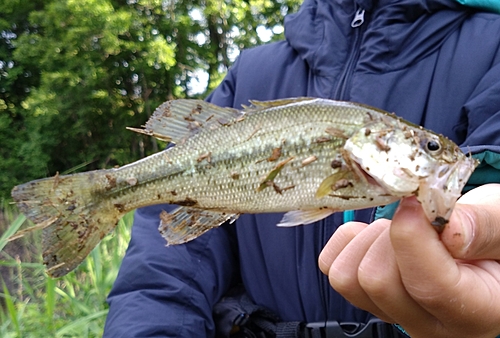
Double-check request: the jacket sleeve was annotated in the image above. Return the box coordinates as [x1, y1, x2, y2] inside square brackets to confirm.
[103, 65, 240, 337]
[460, 57, 500, 188]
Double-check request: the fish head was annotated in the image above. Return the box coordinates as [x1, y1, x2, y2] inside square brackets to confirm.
[344, 115, 478, 229]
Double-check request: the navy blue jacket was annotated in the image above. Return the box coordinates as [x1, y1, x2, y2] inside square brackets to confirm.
[104, 0, 500, 336]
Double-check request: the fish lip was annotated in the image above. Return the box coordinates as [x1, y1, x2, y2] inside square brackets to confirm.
[416, 156, 478, 226]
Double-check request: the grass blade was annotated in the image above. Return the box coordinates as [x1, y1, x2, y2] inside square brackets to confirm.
[55, 309, 108, 337]
[45, 277, 56, 331]
[2, 283, 21, 336]
[0, 214, 26, 252]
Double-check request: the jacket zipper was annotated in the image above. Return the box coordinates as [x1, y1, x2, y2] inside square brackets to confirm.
[321, 6, 367, 323]
[334, 4, 366, 252]
[333, 7, 366, 100]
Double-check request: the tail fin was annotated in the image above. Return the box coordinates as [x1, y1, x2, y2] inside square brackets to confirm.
[11, 170, 123, 277]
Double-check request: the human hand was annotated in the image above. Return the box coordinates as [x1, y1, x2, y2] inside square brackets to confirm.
[318, 184, 500, 338]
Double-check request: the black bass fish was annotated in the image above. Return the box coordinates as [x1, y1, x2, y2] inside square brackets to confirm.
[11, 98, 478, 277]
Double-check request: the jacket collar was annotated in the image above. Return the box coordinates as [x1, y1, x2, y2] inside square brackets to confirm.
[284, 0, 467, 75]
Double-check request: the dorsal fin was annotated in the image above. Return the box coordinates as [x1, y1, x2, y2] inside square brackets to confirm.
[129, 98, 319, 143]
[128, 100, 243, 144]
[246, 97, 317, 110]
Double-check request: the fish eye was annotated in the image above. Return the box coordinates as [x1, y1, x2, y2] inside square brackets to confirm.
[425, 139, 442, 155]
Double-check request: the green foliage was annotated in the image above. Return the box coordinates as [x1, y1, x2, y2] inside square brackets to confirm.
[0, 207, 133, 337]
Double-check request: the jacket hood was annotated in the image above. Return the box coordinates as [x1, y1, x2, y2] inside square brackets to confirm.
[284, 0, 467, 74]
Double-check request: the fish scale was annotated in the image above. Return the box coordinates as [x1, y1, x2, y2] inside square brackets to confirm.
[149, 103, 366, 211]
[10, 97, 477, 277]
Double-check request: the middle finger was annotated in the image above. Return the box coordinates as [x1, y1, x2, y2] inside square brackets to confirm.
[326, 219, 393, 320]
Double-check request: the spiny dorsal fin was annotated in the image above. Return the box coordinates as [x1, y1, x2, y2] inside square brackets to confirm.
[158, 207, 239, 245]
[129, 98, 319, 143]
[130, 100, 243, 144]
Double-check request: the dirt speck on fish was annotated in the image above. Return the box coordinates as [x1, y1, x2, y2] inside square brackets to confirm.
[10, 97, 478, 277]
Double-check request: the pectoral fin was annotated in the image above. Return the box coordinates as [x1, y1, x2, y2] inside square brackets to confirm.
[277, 208, 336, 227]
[316, 171, 354, 198]
[158, 207, 238, 245]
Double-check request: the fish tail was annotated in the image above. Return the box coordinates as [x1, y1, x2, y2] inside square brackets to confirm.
[11, 170, 123, 277]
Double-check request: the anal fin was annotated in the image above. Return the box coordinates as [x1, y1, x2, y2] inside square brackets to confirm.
[159, 207, 238, 245]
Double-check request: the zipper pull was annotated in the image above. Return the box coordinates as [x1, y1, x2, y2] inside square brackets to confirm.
[351, 8, 365, 28]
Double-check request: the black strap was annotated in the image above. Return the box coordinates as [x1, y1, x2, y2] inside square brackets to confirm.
[275, 322, 304, 337]
[214, 286, 408, 338]
[214, 285, 280, 338]
[302, 318, 407, 338]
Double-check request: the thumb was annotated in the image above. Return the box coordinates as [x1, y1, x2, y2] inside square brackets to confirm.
[441, 184, 500, 260]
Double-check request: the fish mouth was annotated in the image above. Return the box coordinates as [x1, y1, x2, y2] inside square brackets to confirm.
[416, 157, 478, 232]
[351, 160, 393, 194]
[349, 151, 478, 233]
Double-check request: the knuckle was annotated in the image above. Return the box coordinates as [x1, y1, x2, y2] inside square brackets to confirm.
[328, 266, 359, 297]
[358, 267, 390, 298]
